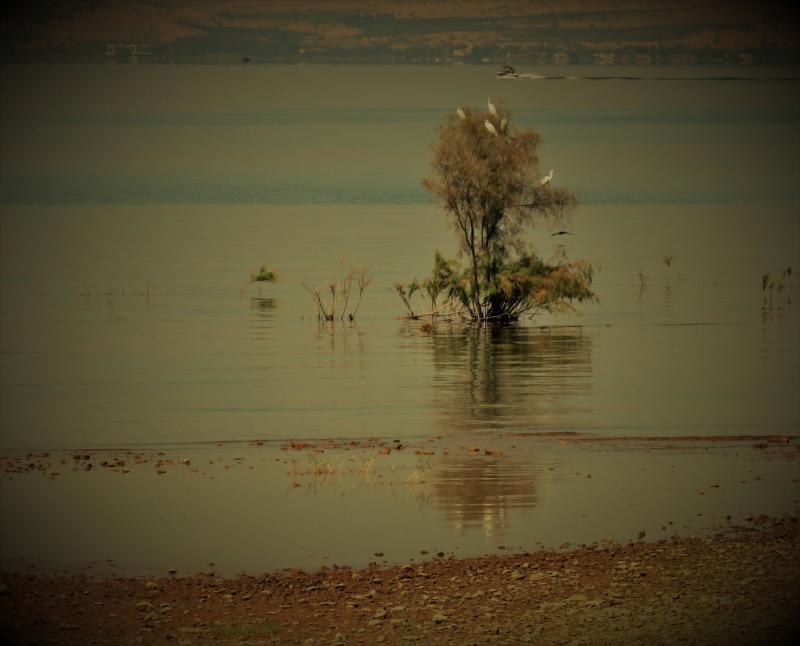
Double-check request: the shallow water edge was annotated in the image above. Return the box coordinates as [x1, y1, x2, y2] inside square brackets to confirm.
[2, 434, 797, 576]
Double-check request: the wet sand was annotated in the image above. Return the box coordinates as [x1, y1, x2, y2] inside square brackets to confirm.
[2, 517, 798, 645]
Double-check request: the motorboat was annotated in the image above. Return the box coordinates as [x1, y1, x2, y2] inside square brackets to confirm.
[496, 65, 518, 77]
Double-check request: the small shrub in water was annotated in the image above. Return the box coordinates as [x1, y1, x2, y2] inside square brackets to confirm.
[303, 263, 371, 322]
[250, 265, 277, 284]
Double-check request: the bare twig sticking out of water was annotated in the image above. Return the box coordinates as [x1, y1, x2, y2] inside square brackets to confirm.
[350, 268, 371, 321]
[637, 269, 647, 297]
[663, 254, 675, 300]
[303, 264, 371, 322]
[394, 283, 418, 319]
[762, 266, 794, 315]
[303, 282, 331, 320]
[393, 270, 463, 322]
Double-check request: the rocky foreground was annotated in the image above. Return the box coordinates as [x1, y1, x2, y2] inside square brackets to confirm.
[2, 518, 799, 645]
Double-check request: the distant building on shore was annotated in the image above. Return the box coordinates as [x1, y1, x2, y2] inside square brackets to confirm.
[593, 52, 615, 65]
[104, 43, 153, 63]
[668, 53, 697, 65]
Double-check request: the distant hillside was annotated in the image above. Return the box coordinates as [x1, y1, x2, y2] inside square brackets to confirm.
[3, 0, 798, 64]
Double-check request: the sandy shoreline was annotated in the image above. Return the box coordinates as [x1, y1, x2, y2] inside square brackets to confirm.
[2, 517, 798, 645]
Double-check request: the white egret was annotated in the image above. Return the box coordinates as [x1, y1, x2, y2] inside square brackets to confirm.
[488, 96, 498, 116]
[484, 119, 497, 135]
[539, 169, 554, 187]
[500, 117, 508, 133]
[456, 107, 466, 120]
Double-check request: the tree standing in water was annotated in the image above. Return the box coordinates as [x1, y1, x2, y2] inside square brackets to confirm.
[397, 104, 595, 322]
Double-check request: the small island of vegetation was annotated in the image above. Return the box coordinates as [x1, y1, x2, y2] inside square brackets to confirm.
[397, 102, 595, 323]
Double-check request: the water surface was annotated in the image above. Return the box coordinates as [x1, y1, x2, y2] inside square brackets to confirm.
[1, 64, 798, 573]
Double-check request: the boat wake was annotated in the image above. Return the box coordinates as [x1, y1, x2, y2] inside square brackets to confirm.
[499, 73, 800, 82]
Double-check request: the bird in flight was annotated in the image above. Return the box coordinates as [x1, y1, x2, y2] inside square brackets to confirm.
[551, 230, 575, 237]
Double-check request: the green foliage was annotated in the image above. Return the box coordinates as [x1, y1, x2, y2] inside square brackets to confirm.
[249, 264, 277, 284]
[406, 105, 595, 322]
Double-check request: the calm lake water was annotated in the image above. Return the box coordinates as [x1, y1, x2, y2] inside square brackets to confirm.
[1, 64, 799, 573]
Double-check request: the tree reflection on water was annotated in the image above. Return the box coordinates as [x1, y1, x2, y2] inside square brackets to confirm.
[428, 325, 593, 534]
[434, 453, 540, 536]
[431, 325, 592, 433]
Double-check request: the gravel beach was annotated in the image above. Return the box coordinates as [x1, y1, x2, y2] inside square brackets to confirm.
[2, 517, 798, 645]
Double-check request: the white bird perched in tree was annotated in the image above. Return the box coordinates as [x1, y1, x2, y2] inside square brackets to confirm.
[500, 117, 508, 133]
[456, 107, 466, 120]
[539, 169, 554, 187]
[488, 96, 498, 116]
[484, 119, 497, 135]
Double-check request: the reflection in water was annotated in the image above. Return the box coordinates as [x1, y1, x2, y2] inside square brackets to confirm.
[637, 271, 647, 301]
[249, 297, 276, 315]
[249, 297, 276, 344]
[433, 453, 538, 537]
[430, 325, 593, 433]
[427, 326, 592, 537]
[663, 284, 673, 310]
[312, 321, 365, 355]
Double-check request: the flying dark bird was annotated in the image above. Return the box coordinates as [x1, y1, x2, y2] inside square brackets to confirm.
[551, 230, 575, 237]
